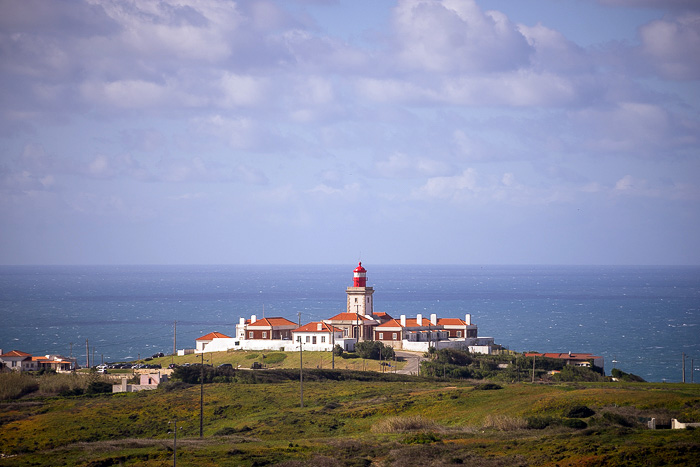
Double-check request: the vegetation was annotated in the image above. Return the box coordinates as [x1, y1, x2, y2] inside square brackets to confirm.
[0, 372, 698, 466]
[1, 349, 698, 466]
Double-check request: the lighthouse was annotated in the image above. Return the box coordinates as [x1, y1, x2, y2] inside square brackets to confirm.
[347, 262, 374, 317]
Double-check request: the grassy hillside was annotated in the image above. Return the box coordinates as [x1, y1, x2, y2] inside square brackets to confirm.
[1, 370, 699, 466]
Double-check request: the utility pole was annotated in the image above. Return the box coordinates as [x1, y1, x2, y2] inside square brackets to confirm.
[169, 419, 183, 467]
[85, 339, 89, 368]
[683, 352, 686, 383]
[532, 355, 536, 383]
[200, 352, 204, 438]
[299, 337, 304, 408]
[69, 342, 73, 358]
[173, 321, 177, 356]
[331, 322, 335, 369]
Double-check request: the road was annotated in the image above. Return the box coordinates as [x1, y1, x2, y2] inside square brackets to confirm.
[395, 350, 425, 375]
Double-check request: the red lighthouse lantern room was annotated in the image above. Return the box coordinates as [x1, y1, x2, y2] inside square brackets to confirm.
[353, 262, 367, 287]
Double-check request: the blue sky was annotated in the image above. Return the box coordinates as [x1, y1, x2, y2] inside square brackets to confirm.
[1, 0, 699, 265]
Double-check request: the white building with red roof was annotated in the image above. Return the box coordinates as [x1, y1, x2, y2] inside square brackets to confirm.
[524, 352, 604, 371]
[291, 321, 351, 352]
[0, 350, 76, 372]
[196, 331, 232, 352]
[373, 313, 493, 353]
[191, 262, 495, 354]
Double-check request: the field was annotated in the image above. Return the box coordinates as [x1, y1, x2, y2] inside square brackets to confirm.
[1, 366, 699, 466]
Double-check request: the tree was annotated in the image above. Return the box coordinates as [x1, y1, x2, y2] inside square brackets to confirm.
[355, 341, 394, 360]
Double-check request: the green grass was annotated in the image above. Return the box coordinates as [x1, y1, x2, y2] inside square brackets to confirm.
[1, 374, 699, 466]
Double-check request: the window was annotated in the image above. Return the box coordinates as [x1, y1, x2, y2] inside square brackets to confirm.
[393, 333, 397, 340]
[355, 297, 358, 303]
[262, 331, 267, 338]
[379, 332, 384, 340]
[321, 336, 326, 343]
[312, 336, 317, 344]
[248, 331, 253, 338]
[456, 331, 462, 338]
[306, 336, 310, 343]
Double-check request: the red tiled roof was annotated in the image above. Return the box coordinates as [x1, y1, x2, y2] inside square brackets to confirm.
[373, 312, 393, 318]
[437, 318, 467, 326]
[376, 319, 402, 328]
[0, 350, 32, 358]
[327, 312, 372, 321]
[196, 331, 231, 341]
[293, 322, 342, 333]
[525, 352, 601, 360]
[248, 317, 297, 327]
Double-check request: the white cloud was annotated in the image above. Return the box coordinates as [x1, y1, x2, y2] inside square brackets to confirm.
[391, 0, 531, 73]
[414, 168, 479, 200]
[220, 73, 268, 108]
[375, 153, 451, 179]
[638, 13, 700, 80]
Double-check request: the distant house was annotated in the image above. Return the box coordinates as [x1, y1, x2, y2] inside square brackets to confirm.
[291, 321, 349, 352]
[0, 350, 76, 372]
[372, 314, 493, 353]
[196, 331, 232, 352]
[243, 316, 297, 340]
[113, 373, 168, 393]
[524, 352, 604, 371]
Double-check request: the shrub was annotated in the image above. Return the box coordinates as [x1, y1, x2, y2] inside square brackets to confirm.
[261, 353, 286, 365]
[371, 415, 441, 433]
[566, 405, 595, 418]
[526, 416, 556, 430]
[355, 341, 395, 360]
[473, 383, 502, 390]
[602, 411, 633, 427]
[402, 432, 441, 444]
[562, 418, 588, 429]
[86, 381, 113, 395]
[333, 344, 344, 356]
[0, 372, 39, 400]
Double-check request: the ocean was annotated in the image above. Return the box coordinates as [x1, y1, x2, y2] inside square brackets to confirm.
[0, 264, 698, 383]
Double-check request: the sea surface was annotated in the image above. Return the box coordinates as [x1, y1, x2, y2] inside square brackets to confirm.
[0, 264, 698, 383]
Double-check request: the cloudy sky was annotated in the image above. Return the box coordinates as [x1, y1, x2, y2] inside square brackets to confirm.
[1, 0, 699, 265]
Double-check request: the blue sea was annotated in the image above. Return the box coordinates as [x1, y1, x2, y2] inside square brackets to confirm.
[0, 265, 698, 383]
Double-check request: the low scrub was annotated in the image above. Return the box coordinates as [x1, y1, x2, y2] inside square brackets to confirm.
[482, 414, 527, 431]
[0, 372, 38, 400]
[372, 415, 442, 433]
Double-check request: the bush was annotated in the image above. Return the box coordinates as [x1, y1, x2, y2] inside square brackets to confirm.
[473, 383, 502, 390]
[526, 416, 556, 430]
[86, 381, 113, 395]
[562, 418, 588, 429]
[566, 405, 595, 418]
[261, 353, 286, 365]
[0, 372, 39, 400]
[602, 411, 634, 427]
[372, 415, 441, 433]
[333, 344, 344, 356]
[355, 341, 395, 360]
[402, 432, 441, 444]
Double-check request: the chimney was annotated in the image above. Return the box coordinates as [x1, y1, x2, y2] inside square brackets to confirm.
[400, 315, 406, 327]
[239, 317, 245, 325]
[465, 313, 471, 325]
[417, 314, 423, 326]
[430, 313, 437, 326]
[317, 322, 323, 331]
[251, 314, 257, 324]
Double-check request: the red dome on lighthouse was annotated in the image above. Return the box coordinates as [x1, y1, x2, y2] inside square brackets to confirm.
[353, 262, 367, 287]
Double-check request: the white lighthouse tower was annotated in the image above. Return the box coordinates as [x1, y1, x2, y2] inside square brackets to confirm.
[346, 262, 374, 317]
